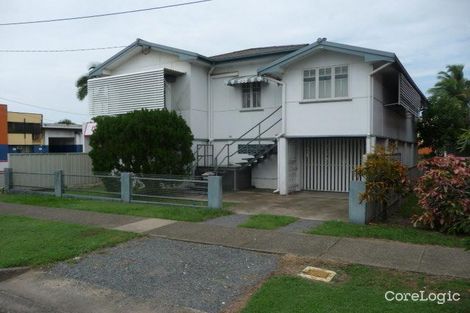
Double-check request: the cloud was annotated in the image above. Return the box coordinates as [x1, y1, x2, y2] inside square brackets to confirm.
[0, 0, 468, 122]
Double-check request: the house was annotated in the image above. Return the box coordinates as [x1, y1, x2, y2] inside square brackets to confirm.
[87, 38, 426, 194]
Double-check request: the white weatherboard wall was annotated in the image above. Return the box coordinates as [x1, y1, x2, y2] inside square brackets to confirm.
[211, 58, 282, 140]
[283, 51, 371, 137]
[210, 59, 282, 188]
[88, 69, 164, 117]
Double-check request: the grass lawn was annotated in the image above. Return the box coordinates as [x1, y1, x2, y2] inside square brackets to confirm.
[239, 214, 298, 230]
[0, 193, 231, 222]
[0, 215, 138, 268]
[242, 264, 470, 313]
[309, 220, 466, 248]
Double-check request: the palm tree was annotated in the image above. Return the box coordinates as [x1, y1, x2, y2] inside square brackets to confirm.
[75, 64, 98, 101]
[76, 74, 88, 101]
[429, 65, 470, 107]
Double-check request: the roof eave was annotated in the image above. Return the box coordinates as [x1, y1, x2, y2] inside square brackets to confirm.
[258, 41, 396, 75]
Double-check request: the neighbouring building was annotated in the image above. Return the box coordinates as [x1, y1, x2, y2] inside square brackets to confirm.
[6, 110, 44, 154]
[42, 123, 83, 153]
[0, 105, 84, 167]
[86, 38, 426, 194]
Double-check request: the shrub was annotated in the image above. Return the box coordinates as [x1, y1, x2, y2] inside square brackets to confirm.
[412, 155, 470, 234]
[355, 145, 409, 220]
[89, 109, 194, 175]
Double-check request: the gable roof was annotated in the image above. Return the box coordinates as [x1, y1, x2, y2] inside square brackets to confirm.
[209, 44, 308, 62]
[258, 38, 427, 103]
[258, 39, 396, 75]
[89, 38, 212, 77]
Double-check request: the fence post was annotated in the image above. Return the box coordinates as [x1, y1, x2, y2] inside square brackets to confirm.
[121, 172, 131, 203]
[54, 170, 63, 197]
[208, 176, 223, 209]
[4, 168, 12, 192]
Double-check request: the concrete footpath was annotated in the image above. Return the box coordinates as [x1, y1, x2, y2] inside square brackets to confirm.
[1, 202, 469, 279]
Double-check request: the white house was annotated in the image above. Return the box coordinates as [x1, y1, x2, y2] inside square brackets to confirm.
[87, 38, 426, 194]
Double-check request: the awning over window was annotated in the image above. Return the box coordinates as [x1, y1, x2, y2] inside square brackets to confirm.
[227, 75, 269, 86]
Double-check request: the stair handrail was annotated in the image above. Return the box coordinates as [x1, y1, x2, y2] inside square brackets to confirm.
[227, 106, 281, 147]
[214, 106, 282, 170]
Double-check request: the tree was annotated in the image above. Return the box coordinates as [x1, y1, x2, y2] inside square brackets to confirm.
[76, 64, 98, 101]
[76, 74, 88, 101]
[57, 119, 73, 125]
[418, 65, 470, 155]
[89, 109, 194, 175]
[428, 65, 470, 107]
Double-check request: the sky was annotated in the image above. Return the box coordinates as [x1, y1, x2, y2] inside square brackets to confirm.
[0, 0, 469, 124]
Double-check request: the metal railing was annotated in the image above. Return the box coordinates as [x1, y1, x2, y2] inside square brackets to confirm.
[3, 168, 223, 209]
[214, 106, 281, 170]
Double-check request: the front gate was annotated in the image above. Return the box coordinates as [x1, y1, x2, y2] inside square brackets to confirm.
[302, 137, 365, 192]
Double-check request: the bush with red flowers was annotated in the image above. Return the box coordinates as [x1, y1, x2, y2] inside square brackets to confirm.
[412, 155, 470, 234]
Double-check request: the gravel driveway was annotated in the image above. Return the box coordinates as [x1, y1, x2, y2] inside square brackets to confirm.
[50, 237, 278, 313]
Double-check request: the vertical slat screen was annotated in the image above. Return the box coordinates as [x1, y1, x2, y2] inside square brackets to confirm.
[302, 137, 365, 192]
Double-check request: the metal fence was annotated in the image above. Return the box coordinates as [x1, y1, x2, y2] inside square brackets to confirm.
[3, 168, 222, 209]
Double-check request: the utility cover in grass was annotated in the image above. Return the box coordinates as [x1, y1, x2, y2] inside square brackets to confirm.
[239, 214, 298, 230]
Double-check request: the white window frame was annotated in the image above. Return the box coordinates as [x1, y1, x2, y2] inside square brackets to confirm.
[241, 82, 261, 109]
[301, 64, 350, 101]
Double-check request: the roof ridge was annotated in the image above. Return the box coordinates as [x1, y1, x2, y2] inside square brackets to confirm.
[210, 44, 308, 59]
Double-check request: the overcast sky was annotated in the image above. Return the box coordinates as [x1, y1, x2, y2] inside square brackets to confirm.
[0, 0, 469, 123]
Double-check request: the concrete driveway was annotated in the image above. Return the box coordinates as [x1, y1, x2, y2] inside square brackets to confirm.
[224, 190, 348, 221]
[0, 237, 278, 313]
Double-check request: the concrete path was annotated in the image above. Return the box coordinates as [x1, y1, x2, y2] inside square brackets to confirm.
[1, 202, 469, 278]
[150, 222, 470, 279]
[204, 214, 324, 234]
[0, 202, 175, 233]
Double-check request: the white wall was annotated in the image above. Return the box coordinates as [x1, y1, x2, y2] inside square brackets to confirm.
[251, 154, 277, 189]
[189, 64, 209, 139]
[282, 50, 372, 137]
[211, 57, 282, 141]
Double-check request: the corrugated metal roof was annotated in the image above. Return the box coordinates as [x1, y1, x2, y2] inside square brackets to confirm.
[209, 44, 308, 62]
